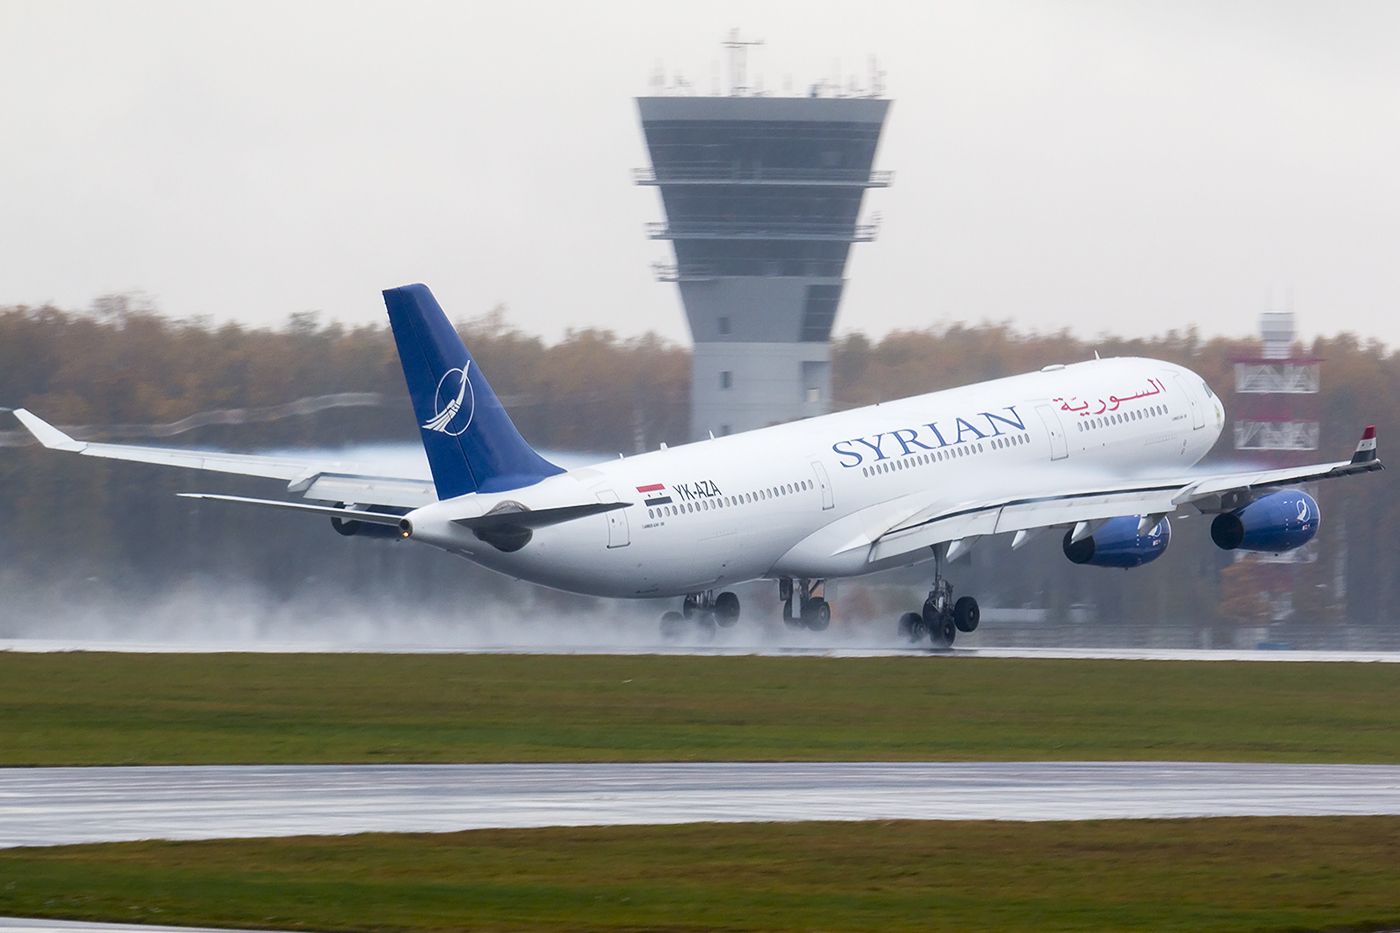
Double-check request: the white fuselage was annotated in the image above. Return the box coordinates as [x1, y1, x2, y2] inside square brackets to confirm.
[405, 357, 1225, 597]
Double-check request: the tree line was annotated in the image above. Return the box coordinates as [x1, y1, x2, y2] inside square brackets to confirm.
[1, 297, 1395, 638]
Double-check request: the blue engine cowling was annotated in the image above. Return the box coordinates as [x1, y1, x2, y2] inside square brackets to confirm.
[1210, 489, 1319, 552]
[1062, 516, 1171, 568]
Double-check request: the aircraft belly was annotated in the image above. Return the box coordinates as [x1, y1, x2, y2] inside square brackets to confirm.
[464, 516, 775, 599]
[623, 522, 776, 596]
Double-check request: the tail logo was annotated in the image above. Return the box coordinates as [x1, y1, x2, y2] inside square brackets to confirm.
[422, 362, 476, 436]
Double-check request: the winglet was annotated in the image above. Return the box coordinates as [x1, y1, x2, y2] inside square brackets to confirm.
[12, 409, 87, 452]
[1351, 424, 1379, 465]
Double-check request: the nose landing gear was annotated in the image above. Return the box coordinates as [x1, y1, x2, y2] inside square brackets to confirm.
[780, 577, 831, 631]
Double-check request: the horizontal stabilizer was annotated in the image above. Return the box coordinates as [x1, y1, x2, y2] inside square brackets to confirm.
[453, 501, 630, 531]
[176, 493, 406, 526]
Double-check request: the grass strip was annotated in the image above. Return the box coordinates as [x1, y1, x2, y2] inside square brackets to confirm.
[3, 818, 1400, 931]
[2, 652, 1398, 765]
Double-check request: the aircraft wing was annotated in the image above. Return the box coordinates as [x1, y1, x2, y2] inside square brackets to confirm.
[12, 409, 437, 509]
[862, 426, 1382, 564]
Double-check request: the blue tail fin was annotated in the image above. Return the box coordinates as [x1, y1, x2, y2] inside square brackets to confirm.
[383, 283, 562, 499]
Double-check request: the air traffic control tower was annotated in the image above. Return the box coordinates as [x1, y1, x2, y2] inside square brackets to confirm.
[636, 66, 890, 439]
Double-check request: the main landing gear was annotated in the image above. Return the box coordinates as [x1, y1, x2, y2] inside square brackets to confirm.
[659, 589, 740, 639]
[780, 577, 831, 631]
[898, 555, 978, 649]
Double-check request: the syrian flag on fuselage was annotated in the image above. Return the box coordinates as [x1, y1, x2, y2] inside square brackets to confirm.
[636, 483, 672, 506]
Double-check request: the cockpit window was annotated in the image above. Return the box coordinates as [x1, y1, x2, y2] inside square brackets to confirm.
[1201, 380, 1215, 399]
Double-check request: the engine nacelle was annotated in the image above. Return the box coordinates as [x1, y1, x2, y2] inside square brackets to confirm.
[1210, 489, 1319, 553]
[1063, 515, 1171, 569]
[330, 515, 403, 540]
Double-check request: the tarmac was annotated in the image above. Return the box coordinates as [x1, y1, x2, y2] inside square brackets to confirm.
[6, 761, 1400, 849]
[0, 921, 268, 933]
[5, 638, 1400, 661]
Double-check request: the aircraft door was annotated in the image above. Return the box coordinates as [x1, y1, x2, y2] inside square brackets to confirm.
[1034, 403, 1069, 460]
[595, 489, 630, 548]
[1173, 375, 1206, 430]
[810, 460, 834, 510]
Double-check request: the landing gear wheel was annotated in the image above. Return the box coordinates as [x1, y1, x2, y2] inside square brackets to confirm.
[681, 595, 700, 619]
[802, 598, 831, 631]
[953, 596, 980, 633]
[930, 614, 957, 649]
[898, 611, 926, 643]
[714, 591, 741, 627]
[659, 610, 686, 640]
[692, 613, 717, 640]
[782, 578, 831, 632]
[918, 549, 969, 648]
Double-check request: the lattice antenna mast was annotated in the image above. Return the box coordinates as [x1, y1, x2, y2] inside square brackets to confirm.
[723, 28, 764, 96]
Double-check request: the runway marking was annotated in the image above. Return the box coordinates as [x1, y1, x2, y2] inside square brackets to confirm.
[5, 762, 1400, 848]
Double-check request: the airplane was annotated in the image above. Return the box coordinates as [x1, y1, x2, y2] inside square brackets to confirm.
[12, 283, 1384, 646]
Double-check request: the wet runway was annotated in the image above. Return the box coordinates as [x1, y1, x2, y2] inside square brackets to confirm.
[5, 638, 1400, 662]
[0, 921, 271, 933]
[5, 761, 1400, 848]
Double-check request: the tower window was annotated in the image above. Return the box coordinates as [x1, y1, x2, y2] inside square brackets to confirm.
[718, 316, 731, 336]
[720, 371, 733, 390]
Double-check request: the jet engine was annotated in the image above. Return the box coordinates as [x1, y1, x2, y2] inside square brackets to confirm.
[1063, 516, 1171, 568]
[330, 503, 407, 540]
[330, 515, 403, 540]
[1210, 489, 1319, 552]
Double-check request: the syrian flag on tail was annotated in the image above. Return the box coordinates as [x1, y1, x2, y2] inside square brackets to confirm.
[637, 483, 672, 506]
[1351, 425, 1379, 464]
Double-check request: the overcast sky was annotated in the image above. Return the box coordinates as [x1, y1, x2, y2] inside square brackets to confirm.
[2, 0, 1398, 347]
